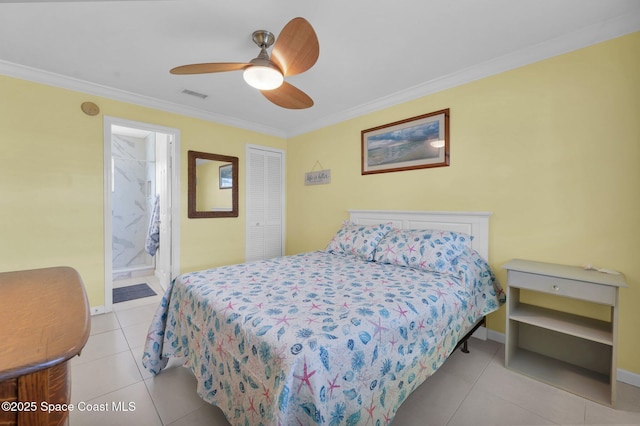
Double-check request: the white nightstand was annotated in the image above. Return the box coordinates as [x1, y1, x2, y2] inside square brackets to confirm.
[503, 259, 627, 406]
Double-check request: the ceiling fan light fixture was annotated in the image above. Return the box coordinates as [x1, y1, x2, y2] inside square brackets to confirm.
[243, 64, 283, 91]
[170, 18, 317, 108]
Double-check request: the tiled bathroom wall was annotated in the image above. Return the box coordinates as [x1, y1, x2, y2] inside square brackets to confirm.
[112, 133, 155, 272]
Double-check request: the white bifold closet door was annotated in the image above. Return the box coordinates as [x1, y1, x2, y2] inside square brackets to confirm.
[245, 145, 285, 262]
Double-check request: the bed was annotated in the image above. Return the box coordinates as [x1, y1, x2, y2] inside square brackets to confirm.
[143, 210, 505, 425]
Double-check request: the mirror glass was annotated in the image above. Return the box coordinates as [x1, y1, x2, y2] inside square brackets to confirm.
[188, 150, 238, 218]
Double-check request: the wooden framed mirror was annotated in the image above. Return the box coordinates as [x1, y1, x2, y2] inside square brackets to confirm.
[188, 150, 239, 218]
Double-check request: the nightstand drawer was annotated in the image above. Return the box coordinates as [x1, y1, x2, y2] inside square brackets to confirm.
[508, 270, 616, 305]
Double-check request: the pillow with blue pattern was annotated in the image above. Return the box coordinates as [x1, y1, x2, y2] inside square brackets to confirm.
[325, 222, 393, 261]
[374, 228, 473, 274]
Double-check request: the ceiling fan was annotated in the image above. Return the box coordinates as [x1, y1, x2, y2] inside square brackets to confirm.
[170, 17, 319, 110]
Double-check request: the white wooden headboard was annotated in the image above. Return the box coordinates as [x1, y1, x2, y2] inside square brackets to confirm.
[348, 210, 492, 260]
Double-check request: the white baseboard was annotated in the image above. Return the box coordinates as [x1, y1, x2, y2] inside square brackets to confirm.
[486, 330, 639, 389]
[618, 369, 640, 388]
[487, 328, 505, 344]
[90, 305, 106, 316]
[472, 325, 488, 340]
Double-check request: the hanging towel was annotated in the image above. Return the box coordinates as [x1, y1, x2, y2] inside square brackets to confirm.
[145, 195, 160, 256]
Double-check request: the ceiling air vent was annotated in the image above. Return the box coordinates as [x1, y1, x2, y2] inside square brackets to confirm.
[181, 89, 208, 99]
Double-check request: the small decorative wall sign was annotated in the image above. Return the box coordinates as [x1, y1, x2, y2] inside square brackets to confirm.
[305, 161, 331, 185]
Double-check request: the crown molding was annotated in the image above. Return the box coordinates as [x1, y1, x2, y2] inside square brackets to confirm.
[0, 60, 287, 139]
[1, 9, 638, 140]
[286, 10, 640, 137]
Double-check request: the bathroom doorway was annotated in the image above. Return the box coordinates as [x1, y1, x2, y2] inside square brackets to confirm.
[103, 117, 180, 313]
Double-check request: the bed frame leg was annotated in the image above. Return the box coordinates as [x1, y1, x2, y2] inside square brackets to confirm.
[456, 316, 486, 355]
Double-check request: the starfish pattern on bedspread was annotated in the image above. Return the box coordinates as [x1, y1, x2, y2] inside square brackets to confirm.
[143, 249, 504, 425]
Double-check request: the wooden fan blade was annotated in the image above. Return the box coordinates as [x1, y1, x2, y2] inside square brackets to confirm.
[271, 17, 319, 77]
[261, 81, 313, 109]
[170, 62, 250, 75]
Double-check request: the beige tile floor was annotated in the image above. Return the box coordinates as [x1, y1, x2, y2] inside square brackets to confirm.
[70, 281, 640, 425]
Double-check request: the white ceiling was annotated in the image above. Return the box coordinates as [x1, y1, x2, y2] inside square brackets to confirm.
[1, 0, 639, 138]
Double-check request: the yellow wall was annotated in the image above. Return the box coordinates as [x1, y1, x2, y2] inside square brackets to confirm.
[195, 160, 232, 211]
[0, 32, 637, 375]
[286, 33, 640, 374]
[0, 75, 285, 307]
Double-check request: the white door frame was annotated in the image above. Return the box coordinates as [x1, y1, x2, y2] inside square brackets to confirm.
[102, 116, 180, 314]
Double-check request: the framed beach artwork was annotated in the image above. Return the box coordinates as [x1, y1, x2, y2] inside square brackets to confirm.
[219, 164, 233, 189]
[361, 108, 450, 175]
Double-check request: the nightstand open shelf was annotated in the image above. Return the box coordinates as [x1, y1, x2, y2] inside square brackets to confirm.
[503, 259, 626, 407]
[510, 303, 613, 345]
[508, 348, 611, 403]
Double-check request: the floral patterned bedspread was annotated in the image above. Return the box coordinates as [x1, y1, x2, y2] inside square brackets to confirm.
[143, 250, 504, 425]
